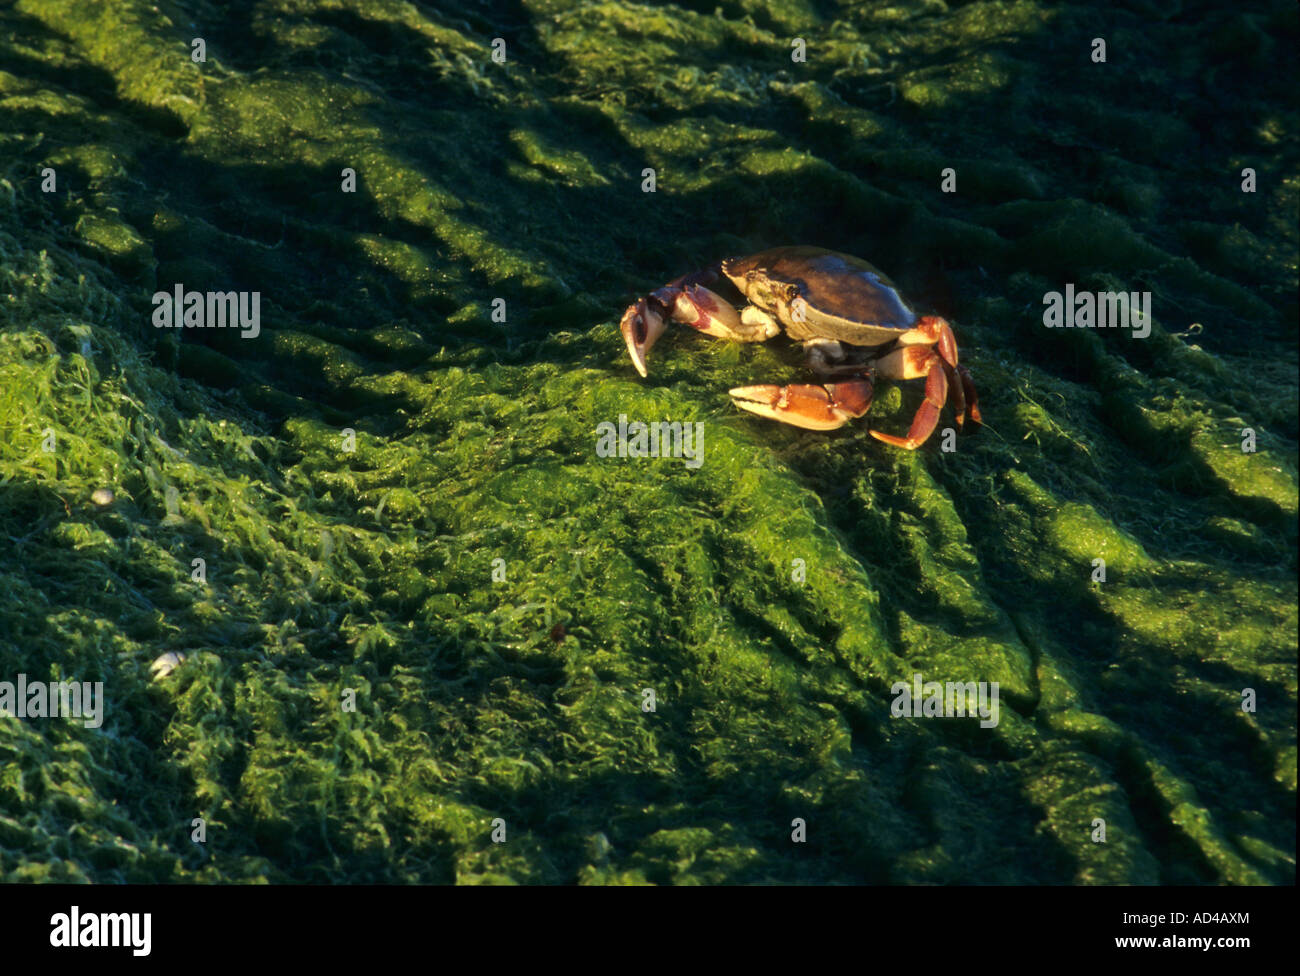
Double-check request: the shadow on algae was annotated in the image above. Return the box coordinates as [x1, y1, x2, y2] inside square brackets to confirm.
[0, 0, 1295, 884]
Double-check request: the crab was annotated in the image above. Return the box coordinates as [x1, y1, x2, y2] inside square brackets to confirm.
[619, 246, 981, 448]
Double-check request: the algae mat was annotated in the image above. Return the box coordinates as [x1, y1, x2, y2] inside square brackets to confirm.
[0, 0, 1295, 884]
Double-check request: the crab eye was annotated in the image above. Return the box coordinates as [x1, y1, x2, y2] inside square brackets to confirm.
[634, 316, 647, 344]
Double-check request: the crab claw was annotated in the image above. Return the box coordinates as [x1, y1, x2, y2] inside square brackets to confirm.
[730, 378, 873, 431]
[620, 298, 666, 377]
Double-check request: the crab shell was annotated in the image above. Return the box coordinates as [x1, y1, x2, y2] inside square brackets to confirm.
[719, 246, 918, 345]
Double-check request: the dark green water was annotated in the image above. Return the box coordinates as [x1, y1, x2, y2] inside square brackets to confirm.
[0, 0, 1295, 883]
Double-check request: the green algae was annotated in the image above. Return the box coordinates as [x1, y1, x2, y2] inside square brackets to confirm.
[0, 0, 1295, 885]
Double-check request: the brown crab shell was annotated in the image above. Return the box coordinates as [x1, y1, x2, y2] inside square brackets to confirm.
[720, 246, 919, 346]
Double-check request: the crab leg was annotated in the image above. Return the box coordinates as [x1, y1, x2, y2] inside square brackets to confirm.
[869, 351, 948, 449]
[869, 317, 982, 446]
[957, 364, 982, 426]
[906, 317, 980, 428]
[729, 377, 874, 431]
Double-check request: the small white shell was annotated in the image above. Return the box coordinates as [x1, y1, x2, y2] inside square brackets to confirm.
[90, 488, 115, 507]
[150, 651, 188, 680]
